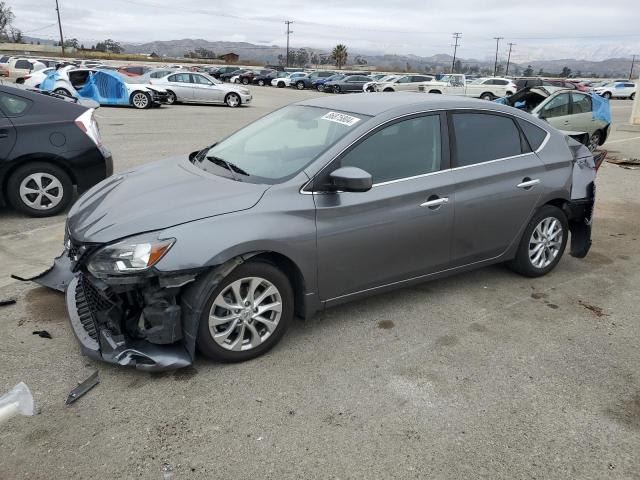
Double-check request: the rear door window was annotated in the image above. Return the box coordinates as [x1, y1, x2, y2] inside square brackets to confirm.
[517, 119, 548, 151]
[571, 93, 592, 114]
[15, 60, 32, 69]
[169, 73, 191, 83]
[451, 112, 523, 167]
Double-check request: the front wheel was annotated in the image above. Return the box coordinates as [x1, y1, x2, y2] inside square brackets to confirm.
[53, 88, 72, 97]
[277, 81, 285, 88]
[480, 92, 495, 101]
[317, 84, 325, 92]
[6, 162, 73, 217]
[296, 81, 305, 90]
[131, 91, 151, 109]
[225, 92, 241, 107]
[507, 205, 568, 277]
[241, 78, 249, 85]
[197, 261, 294, 362]
[257, 79, 265, 86]
[332, 85, 341, 94]
[603, 92, 612, 99]
[631, 92, 635, 100]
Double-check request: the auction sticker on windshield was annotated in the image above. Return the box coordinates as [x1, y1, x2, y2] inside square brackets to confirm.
[321, 111, 361, 127]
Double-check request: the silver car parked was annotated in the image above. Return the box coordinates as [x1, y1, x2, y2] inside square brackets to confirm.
[150, 71, 252, 107]
[31, 94, 599, 371]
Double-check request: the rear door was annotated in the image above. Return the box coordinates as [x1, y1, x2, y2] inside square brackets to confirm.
[569, 92, 597, 133]
[166, 73, 194, 101]
[315, 113, 455, 300]
[449, 111, 545, 266]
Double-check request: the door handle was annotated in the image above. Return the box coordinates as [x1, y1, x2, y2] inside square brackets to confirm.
[517, 178, 540, 189]
[420, 196, 449, 209]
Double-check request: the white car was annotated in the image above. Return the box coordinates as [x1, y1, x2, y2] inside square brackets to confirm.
[7, 58, 46, 81]
[375, 74, 438, 92]
[592, 81, 636, 100]
[17, 67, 55, 88]
[271, 72, 306, 88]
[40, 67, 169, 109]
[419, 74, 517, 100]
[151, 71, 251, 107]
[363, 74, 400, 92]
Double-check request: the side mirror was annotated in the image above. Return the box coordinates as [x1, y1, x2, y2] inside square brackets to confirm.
[329, 167, 372, 192]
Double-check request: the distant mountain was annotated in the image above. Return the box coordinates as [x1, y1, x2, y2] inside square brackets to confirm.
[526, 58, 635, 78]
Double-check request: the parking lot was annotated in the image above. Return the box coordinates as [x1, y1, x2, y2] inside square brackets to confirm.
[1, 87, 639, 479]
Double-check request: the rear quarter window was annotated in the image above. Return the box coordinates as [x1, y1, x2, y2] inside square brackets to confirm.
[517, 119, 548, 151]
[0, 92, 32, 117]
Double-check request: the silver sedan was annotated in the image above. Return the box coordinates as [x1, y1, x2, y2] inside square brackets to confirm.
[151, 71, 252, 107]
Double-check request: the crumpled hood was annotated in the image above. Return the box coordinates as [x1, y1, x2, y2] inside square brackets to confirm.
[67, 155, 268, 244]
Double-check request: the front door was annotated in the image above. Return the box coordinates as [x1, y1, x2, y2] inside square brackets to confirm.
[449, 111, 544, 266]
[190, 74, 219, 102]
[315, 113, 455, 301]
[536, 92, 572, 131]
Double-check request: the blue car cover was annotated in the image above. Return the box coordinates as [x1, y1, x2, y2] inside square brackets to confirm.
[39, 70, 73, 95]
[591, 93, 611, 124]
[77, 70, 130, 106]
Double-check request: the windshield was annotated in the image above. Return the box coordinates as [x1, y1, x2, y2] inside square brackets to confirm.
[197, 105, 369, 183]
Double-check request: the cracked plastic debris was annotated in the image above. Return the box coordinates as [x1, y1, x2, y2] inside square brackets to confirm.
[0, 382, 34, 425]
[66, 371, 100, 405]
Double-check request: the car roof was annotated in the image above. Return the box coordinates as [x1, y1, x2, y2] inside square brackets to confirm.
[297, 92, 503, 117]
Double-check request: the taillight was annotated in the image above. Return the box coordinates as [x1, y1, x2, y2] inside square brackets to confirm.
[24, 75, 31, 80]
[75, 109, 102, 147]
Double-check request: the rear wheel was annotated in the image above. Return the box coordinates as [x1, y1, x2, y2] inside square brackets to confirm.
[507, 205, 568, 277]
[277, 81, 285, 88]
[383, 88, 394, 92]
[258, 79, 265, 86]
[428, 90, 442, 94]
[603, 91, 612, 99]
[296, 81, 305, 90]
[197, 261, 294, 362]
[241, 78, 249, 85]
[589, 129, 603, 151]
[631, 92, 635, 100]
[225, 92, 241, 107]
[130, 91, 151, 109]
[317, 84, 325, 92]
[365, 85, 375, 92]
[6, 162, 73, 217]
[165, 90, 177, 105]
[332, 85, 341, 94]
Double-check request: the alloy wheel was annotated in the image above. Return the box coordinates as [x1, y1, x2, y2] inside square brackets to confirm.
[588, 131, 601, 151]
[132, 92, 149, 108]
[528, 217, 563, 269]
[19, 173, 64, 211]
[208, 277, 283, 351]
[226, 93, 240, 107]
[166, 91, 176, 104]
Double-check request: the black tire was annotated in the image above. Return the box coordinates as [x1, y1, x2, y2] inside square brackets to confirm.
[428, 90, 442, 94]
[332, 85, 341, 94]
[6, 162, 73, 217]
[383, 88, 394, 92]
[53, 88, 72, 97]
[603, 92, 612, 100]
[506, 205, 569, 277]
[165, 90, 177, 105]
[589, 129, 603, 151]
[317, 84, 325, 92]
[241, 78, 249, 85]
[258, 79, 265, 86]
[631, 92, 635, 100]
[296, 81, 305, 90]
[225, 92, 241, 107]
[365, 85, 375, 92]
[130, 91, 151, 109]
[480, 92, 495, 101]
[196, 261, 294, 362]
[277, 81, 285, 88]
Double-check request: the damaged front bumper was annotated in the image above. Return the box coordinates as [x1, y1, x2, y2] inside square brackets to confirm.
[22, 246, 205, 371]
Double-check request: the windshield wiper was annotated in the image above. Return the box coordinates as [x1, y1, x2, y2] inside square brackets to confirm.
[205, 155, 250, 180]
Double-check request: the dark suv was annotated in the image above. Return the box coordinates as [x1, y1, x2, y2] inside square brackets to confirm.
[238, 69, 275, 85]
[0, 84, 112, 216]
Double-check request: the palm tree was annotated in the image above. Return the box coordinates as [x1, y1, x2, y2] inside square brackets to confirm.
[331, 44, 348, 69]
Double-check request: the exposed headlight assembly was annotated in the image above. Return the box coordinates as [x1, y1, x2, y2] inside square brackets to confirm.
[87, 232, 175, 275]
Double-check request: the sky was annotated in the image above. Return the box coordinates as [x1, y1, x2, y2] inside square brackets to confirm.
[12, 0, 640, 62]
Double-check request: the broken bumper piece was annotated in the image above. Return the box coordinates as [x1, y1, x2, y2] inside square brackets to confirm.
[12, 253, 75, 292]
[65, 273, 194, 371]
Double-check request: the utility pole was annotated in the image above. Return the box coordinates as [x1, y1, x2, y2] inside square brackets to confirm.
[451, 32, 462, 74]
[630, 55, 637, 80]
[493, 36, 503, 76]
[285, 20, 293, 68]
[55, 0, 65, 56]
[505, 42, 515, 76]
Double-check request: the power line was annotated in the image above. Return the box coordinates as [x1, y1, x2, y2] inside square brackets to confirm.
[285, 20, 293, 68]
[451, 33, 461, 73]
[505, 42, 515, 76]
[493, 37, 503, 76]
